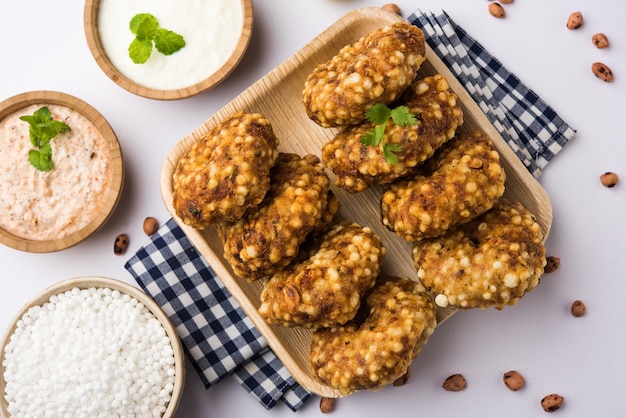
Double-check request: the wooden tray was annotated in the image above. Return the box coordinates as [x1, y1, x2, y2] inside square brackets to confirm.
[160, 8, 552, 398]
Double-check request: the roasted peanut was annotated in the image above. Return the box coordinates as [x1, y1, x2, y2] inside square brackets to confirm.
[319, 397, 336, 414]
[500, 0, 513, 3]
[541, 394, 564, 412]
[592, 33, 609, 49]
[442, 374, 467, 391]
[143, 217, 159, 235]
[567, 11, 583, 29]
[381, 3, 401, 15]
[393, 369, 410, 387]
[114, 233, 129, 255]
[503, 370, 525, 391]
[489, 3, 505, 18]
[544, 256, 560, 273]
[600, 171, 619, 187]
[571, 300, 586, 317]
[592, 62, 614, 82]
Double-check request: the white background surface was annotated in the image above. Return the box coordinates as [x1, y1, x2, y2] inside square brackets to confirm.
[1, 1, 624, 417]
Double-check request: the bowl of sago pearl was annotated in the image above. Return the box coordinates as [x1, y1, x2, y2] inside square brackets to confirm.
[0, 276, 185, 418]
[84, 0, 254, 100]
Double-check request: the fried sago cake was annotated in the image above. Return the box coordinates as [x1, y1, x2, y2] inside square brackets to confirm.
[382, 131, 506, 242]
[310, 276, 437, 395]
[322, 74, 464, 193]
[218, 153, 338, 282]
[413, 199, 547, 310]
[303, 22, 426, 128]
[172, 111, 279, 229]
[258, 222, 385, 329]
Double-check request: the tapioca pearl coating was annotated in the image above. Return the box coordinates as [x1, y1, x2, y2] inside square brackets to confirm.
[3, 286, 177, 417]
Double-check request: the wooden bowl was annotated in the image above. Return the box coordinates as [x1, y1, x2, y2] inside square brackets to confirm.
[84, 0, 254, 100]
[0, 276, 186, 417]
[160, 8, 552, 398]
[0, 91, 123, 253]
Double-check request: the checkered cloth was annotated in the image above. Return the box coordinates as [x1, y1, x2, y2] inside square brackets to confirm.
[408, 9, 576, 178]
[124, 9, 575, 412]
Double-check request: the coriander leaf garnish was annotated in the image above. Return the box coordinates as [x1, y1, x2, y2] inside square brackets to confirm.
[360, 103, 417, 164]
[19, 107, 71, 172]
[128, 13, 185, 64]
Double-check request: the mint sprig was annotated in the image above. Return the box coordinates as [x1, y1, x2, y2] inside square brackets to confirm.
[128, 13, 186, 64]
[360, 103, 417, 165]
[19, 107, 71, 172]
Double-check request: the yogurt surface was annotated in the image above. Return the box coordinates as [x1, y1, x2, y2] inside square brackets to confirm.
[98, 0, 244, 90]
[0, 104, 111, 241]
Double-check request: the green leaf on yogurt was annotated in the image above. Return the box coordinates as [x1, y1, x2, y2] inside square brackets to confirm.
[128, 13, 185, 64]
[19, 106, 71, 172]
[154, 29, 186, 55]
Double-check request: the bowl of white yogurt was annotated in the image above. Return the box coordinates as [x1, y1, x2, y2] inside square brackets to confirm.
[0, 91, 124, 253]
[84, 0, 254, 100]
[0, 276, 185, 417]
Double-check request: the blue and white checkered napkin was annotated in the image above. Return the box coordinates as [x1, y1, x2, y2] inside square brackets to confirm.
[124, 9, 575, 412]
[408, 9, 576, 178]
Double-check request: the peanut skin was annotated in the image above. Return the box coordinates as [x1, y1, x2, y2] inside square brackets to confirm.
[592, 33, 609, 49]
[567, 11, 583, 29]
[541, 394, 564, 412]
[442, 374, 467, 391]
[592, 62, 614, 82]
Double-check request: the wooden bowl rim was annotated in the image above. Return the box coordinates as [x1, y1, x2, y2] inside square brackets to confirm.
[83, 0, 254, 100]
[0, 90, 124, 253]
[0, 276, 186, 418]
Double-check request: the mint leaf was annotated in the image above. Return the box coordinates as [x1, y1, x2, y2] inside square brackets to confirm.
[154, 29, 186, 55]
[28, 144, 54, 172]
[19, 106, 70, 172]
[365, 103, 392, 125]
[390, 105, 416, 127]
[128, 13, 185, 64]
[130, 13, 158, 35]
[129, 37, 153, 64]
[360, 103, 417, 165]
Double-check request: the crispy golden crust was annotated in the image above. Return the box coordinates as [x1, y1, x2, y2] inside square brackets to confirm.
[382, 131, 506, 241]
[412, 199, 546, 310]
[218, 153, 337, 281]
[258, 222, 385, 328]
[303, 22, 426, 128]
[321, 74, 463, 193]
[309, 276, 437, 395]
[172, 112, 279, 229]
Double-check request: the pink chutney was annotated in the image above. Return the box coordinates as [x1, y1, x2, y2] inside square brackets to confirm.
[0, 104, 111, 240]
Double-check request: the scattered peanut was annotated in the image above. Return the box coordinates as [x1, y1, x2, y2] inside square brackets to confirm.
[592, 62, 614, 82]
[544, 256, 560, 273]
[393, 369, 410, 387]
[442, 374, 467, 391]
[500, 0, 513, 3]
[600, 171, 619, 187]
[592, 33, 609, 49]
[114, 233, 129, 255]
[143, 217, 159, 235]
[571, 300, 586, 317]
[319, 397, 336, 414]
[541, 394, 564, 412]
[566, 11, 583, 29]
[489, 3, 505, 18]
[380, 3, 401, 15]
[503, 370, 525, 391]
